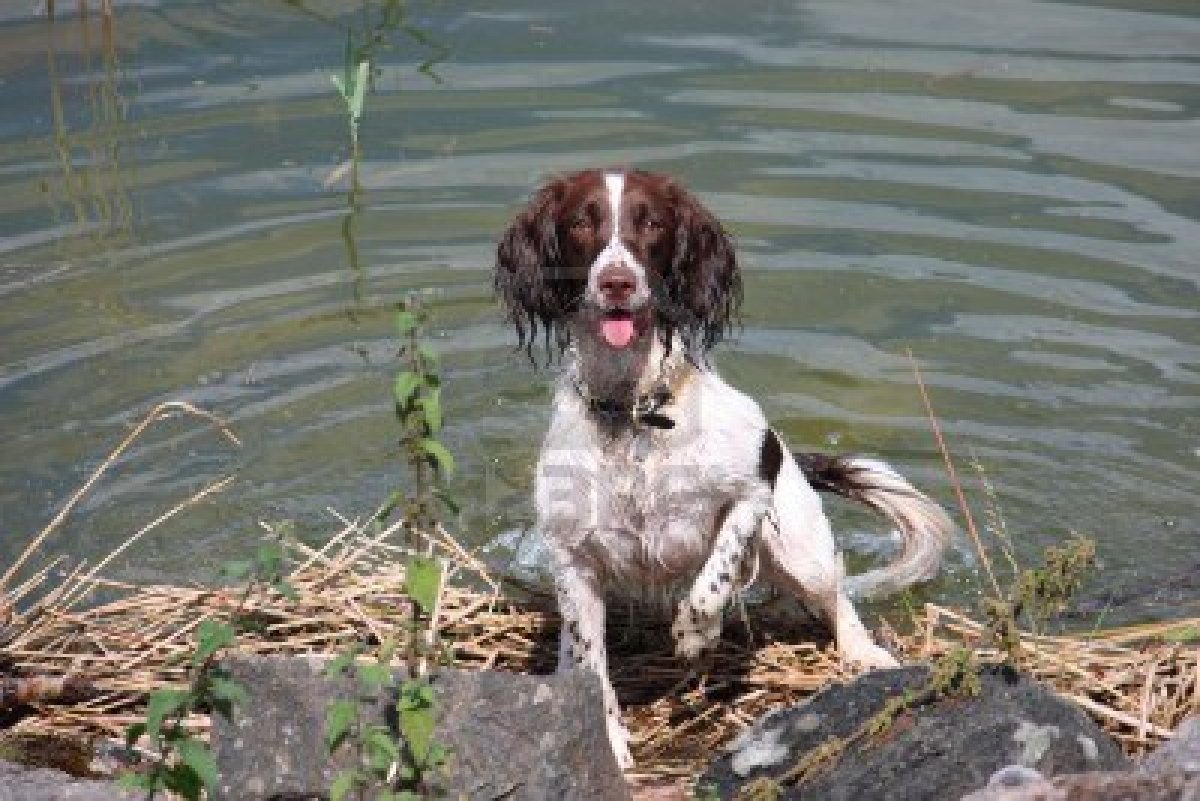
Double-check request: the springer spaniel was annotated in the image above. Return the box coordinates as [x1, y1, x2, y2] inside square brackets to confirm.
[495, 168, 952, 769]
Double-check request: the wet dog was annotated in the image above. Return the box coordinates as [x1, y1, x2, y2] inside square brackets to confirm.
[495, 168, 952, 768]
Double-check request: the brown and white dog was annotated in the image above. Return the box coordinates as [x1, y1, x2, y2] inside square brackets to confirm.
[495, 168, 952, 768]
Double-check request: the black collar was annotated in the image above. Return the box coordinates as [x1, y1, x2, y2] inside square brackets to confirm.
[580, 384, 676, 430]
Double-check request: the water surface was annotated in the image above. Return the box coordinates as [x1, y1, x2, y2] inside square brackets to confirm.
[0, 0, 1197, 620]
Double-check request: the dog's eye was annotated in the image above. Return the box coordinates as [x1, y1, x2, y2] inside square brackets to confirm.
[570, 216, 592, 231]
[645, 218, 663, 232]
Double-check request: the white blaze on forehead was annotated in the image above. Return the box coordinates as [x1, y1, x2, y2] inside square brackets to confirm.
[604, 172, 624, 243]
[587, 170, 649, 310]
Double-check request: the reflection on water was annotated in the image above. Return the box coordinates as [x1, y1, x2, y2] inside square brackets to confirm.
[45, 2, 135, 251]
[319, 0, 445, 308]
[0, 0, 1196, 622]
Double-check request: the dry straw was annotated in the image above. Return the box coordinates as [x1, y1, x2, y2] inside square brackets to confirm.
[0, 402, 1196, 784]
[1, 513, 1197, 782]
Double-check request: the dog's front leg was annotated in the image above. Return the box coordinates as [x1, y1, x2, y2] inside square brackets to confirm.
[671, 497, 765, 659]
[553, 558, 632, 770]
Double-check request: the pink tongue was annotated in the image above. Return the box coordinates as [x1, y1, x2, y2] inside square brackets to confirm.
[601, 318, 636, 348]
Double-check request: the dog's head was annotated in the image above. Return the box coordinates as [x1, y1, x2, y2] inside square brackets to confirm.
[495, 168, 741, 360]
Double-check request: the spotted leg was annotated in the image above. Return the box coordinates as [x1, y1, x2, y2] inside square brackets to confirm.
[553, 557, 632, 770]
[671, 497, 766, 659]
[761, 455, 897, 669]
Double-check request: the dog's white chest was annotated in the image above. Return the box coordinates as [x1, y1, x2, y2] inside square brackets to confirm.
[535, 365, 771, 589]
[544, 430, 738, 584]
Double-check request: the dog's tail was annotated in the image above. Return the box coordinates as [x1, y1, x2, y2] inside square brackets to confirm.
[795, 451, 954, 600]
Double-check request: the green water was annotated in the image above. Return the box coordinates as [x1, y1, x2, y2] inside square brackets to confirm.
[0, 1, 1196, 616]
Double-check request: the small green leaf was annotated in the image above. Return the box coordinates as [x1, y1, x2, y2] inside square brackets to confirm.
[193, 619, 236, 667]
[219, 560, 252, 581]
[375, 490, 403, 523]
[117, 771, 155, 791]
[394, 759, 417, 781]
[393, 371, 421, 405]
[419, 438, 455, 477]
[164, 761, 204, 800]
[364, 725, 400, 773]
[255, 541, 286, 576]
[177, 739, 218, 792]
[397, 679, 432, 711]
[405, 556, 443, 615]
[207, 675, 249, 719]
[123, 721, 147, 749]
[417, 343, 438, 369]
[325, 645, 360, 678]
[349, 59, 369, 121]
[419, 387, 443, 433]
[356, 661, 392, 692]
[397, 678, 436, 765]
[434, 489, 460, 515]
[273, 579, 300, 601]
[400, 708, 435, 766]
[330, 71, 349, 100]
[145, 689, 190, 742]
[395, 309, 419, 335]
[329, 771, 357, 801]
[426, 741, 451, 769]
[325, 699, 359, 752]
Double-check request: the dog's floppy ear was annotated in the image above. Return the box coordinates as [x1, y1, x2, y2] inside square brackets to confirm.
[666, 183, 741, 353]
[495, 178, 575, 359]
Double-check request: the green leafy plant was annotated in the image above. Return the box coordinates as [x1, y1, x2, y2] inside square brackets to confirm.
[118, 619, 237, 799]
[909, 353, 1098, 659]
[310, 0, 445, 163]
[382, 296, 457, 532]
[120, 538, 295, 799]
[395, 556, 453, 798]
[983, 534, 1097, 665]
[324, 293, 456, 799]
[308, 0, 446, 301]
[331, 55, 370, 155]
[319, 10, 455, 781]
[1013, 535, 1097, 634]
[325, 556, 451, 800]
[324, 642, 404, 801]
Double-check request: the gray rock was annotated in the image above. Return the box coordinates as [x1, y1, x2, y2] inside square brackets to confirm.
[961, 712, 1200, 799]
[0, 759, 137, 801]
[210, 655, 630, 801]
[1142, 716, 1200, 778]
[961, 768, 1200, 800]
[700, 665, 1128, 800]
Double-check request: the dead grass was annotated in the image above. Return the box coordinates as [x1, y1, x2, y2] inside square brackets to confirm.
[0, 514, 1195, 784]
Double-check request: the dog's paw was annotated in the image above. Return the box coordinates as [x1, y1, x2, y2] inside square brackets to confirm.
[671, 599, 721, 659]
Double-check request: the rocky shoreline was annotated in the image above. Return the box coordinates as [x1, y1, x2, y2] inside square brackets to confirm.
[3, 656, 1196, 800]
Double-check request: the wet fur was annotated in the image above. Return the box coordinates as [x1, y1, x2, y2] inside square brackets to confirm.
[495, 168, 952, 769]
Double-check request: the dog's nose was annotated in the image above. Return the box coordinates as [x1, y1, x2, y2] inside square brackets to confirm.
[598, 264, 637, 304]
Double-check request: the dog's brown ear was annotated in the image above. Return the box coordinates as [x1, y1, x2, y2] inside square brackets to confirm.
[495, 178, 577, 360]
[666, 183, 741, 353]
